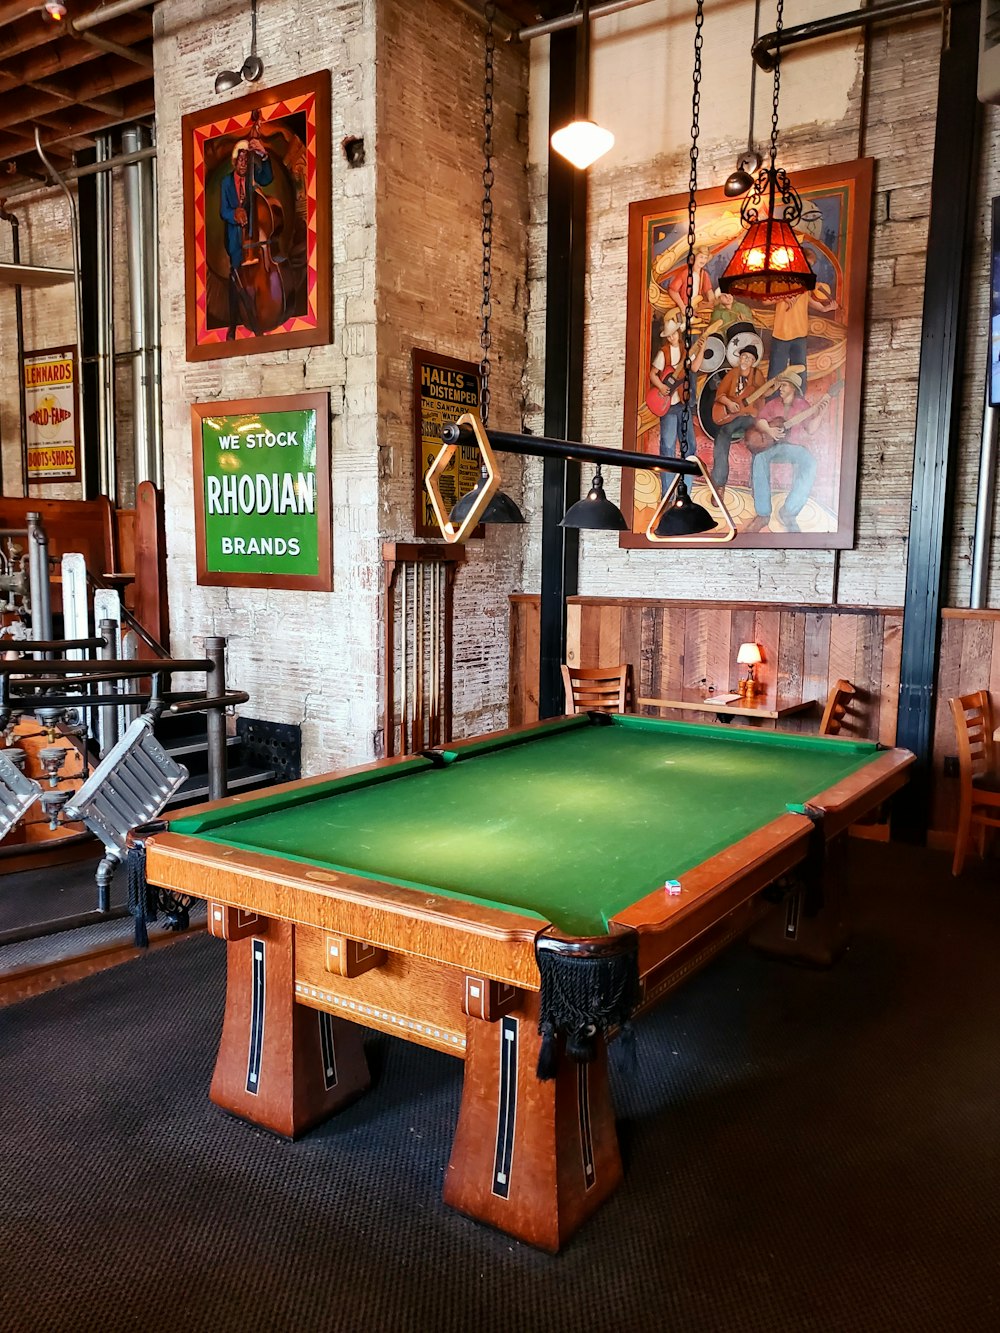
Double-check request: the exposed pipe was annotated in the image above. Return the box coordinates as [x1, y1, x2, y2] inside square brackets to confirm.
[0, 199, 28, 495]
[94, 134, 116, 500]
[752, 0, 942, 68]
[2, 144, 156, 203]
[148, 125, 162, 487]
[67, 22, 155, 68]
[970, 394, 997, 608]
[0, 0, 153, 35]
[73, 0, 156, 33]
[34, 127, 88, 496]
[122, 124, 160, 491]
[514, 0, 652, 43]
[26, 512, 53, 650]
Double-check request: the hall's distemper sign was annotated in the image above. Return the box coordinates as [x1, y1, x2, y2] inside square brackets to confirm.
[191, 392, 332, 591]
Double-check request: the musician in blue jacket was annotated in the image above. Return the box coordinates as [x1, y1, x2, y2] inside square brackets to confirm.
[220, 135, 272, 337]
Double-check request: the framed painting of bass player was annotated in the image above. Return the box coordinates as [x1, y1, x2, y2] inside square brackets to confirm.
[620, 158, 872, 549]
[183, 72, 331, 361]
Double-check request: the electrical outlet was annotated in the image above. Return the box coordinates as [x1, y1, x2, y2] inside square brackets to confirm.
[943, 755, 959, 778]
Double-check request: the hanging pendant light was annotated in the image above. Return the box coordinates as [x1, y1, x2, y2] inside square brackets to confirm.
[719, 0, 815, 303]
[449, 465, 525, 526]
[652, 478, 715, 537]
[550, 0, 615, 170]
[723, 0, 763, 198]
[560, 469, 627, 530]
[215, 0, 264, 94]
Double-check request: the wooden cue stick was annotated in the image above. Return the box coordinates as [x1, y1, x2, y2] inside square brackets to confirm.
[430, 561, 439, 745]
[412, 562, 424, 752]
[400, 562, 408, 754]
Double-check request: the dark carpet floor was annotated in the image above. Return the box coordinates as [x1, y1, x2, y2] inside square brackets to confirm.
[0, 851, 124, 935]
[0, 840, 997, 1333]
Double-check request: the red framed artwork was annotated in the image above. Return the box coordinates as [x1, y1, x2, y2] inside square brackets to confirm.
[182, 72, 331, 361]
[620, 158, 873, 549]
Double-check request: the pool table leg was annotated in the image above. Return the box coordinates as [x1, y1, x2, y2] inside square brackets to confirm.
[444, 994, 622, 1252]
[751, 830, 851, 966]
[210, 918, 370, 1138]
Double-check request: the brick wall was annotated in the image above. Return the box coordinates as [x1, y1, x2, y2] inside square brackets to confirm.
[153, 0, 380, 774]
[377, 0, 528, 738]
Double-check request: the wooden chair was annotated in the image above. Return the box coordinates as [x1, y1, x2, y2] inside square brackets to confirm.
[950, 690, 1000, 876]
[819, 679, 857, 737]
[819, 679, 890, 840]
[561, 663, 632, 715]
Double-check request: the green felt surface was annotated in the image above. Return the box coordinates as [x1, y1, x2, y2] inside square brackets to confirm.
[171, 716, 882, 936]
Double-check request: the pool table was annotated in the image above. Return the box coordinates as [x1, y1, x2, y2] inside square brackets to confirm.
[138, 712, 912, 1251]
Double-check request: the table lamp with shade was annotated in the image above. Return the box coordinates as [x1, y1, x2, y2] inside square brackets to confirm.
[737, 641, 763, 696]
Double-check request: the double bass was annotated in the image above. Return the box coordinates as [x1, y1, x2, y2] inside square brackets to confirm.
[235, 110, 293, 335]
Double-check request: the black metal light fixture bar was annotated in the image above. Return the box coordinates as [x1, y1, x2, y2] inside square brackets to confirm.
[439, 421, 700, 477]
[751, 0, 941, 68]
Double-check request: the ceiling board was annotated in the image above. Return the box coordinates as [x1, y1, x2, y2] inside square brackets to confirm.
[0, 1, 154, 184]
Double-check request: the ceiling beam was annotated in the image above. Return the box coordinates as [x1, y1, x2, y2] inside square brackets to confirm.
[1, 10, 151, 62]
[0, 2, 42, 30]
[0, 14, 151, 74]
[0, 59, 149, 130]
[24, 77, 125, 118]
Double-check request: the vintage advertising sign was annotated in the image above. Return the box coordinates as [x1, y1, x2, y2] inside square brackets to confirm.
[412, 347, 483, 539]
[24, 346, 80, 483]
[191, 392, 332, 590]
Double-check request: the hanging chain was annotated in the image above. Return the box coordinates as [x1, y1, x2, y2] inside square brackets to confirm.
[679, 0, 705, 458]
[480, 1, 496, 426]
[769, 0, 784, 168]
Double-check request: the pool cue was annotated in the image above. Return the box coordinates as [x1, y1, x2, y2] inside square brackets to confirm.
[430, 561, 440, 745]
[412, 563, 424, 752]
[400, 562, 408, 754]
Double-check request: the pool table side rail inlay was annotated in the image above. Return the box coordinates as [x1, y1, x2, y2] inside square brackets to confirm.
[144, 835, 547, 989]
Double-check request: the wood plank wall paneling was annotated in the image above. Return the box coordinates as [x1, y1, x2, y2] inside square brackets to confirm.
[929, 609, 1000, 839]
[508, 596, 1000, 844]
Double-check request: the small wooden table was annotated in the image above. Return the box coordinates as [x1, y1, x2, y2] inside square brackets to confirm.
[637, 690, 816, 724]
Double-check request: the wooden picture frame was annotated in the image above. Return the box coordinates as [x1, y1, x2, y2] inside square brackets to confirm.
[412, 347, 483, 539]
[621, 158, 873, 549]
[191, 391, 332, 591]
[990, 196, 1000, 408]
[182, 72, 331, 361]
[24, 344, 81, 485]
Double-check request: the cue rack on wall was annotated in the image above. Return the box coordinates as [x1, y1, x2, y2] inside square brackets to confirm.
[382, 543, 465, 757]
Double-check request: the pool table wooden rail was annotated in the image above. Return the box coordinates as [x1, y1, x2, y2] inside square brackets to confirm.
[145, 833, 548, 989]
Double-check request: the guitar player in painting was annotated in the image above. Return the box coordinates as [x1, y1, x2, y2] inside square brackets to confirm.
[648, 316, 710, 490]
[708, 345, 767, 508]
[742, 369, 835, 534]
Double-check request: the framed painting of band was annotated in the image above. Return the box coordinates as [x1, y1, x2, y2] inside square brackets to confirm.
[619, 158, 873, 549]
[182, 71, 331, 362]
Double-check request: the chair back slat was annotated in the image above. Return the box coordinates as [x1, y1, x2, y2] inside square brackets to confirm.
[951, 690, 996, 783]
[819, 679, 856, 737]
[561, 664, 631, 715]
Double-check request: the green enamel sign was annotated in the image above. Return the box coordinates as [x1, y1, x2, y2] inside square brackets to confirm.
[194, 394, 332, 591]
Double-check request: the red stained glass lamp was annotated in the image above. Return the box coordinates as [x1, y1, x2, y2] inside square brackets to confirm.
[719, 0, 815, 304]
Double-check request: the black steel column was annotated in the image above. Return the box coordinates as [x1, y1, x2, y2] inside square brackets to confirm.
[77, 150, 102, 500]
[895, 0, 980, 836]
[539, 27, 587, 718]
